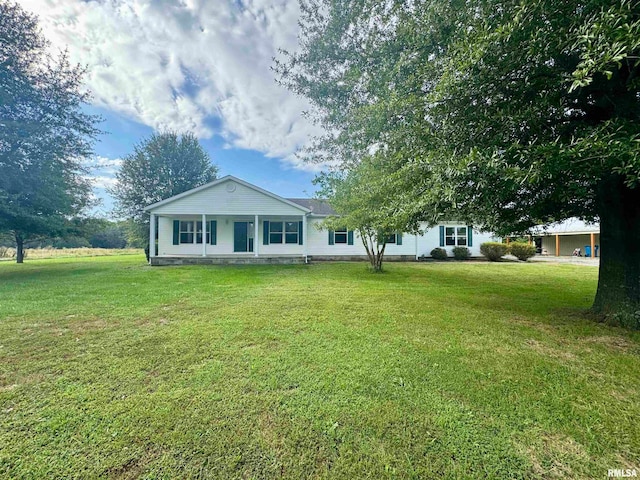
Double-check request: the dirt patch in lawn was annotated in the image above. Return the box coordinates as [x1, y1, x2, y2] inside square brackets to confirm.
[582, 335, 637, 352]
[521, 433, 589, 479]
[524, 339, 577, 361]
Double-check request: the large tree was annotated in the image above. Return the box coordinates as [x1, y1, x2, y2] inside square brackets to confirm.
[110, 132, 218, 251]
[278, 0, 640, 326]
[0, 0, 100, 263]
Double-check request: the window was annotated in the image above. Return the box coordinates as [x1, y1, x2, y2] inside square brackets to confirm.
[285, 221, 299, 244]
[385, 233, 397, 244]
[195, 221, 210, 244]
[334, 227, 348, 244]
[445, 226, 467, 246]
[269, 221, 283, 244]
[180, 221, 194, 244]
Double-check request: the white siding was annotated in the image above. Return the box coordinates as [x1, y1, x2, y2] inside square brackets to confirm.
[158, 215, 306, 257]
[151, 178, 307, 216]
[308, 219, 496, 258]
[416, 222, 497, 258]
[158, 215, 497, 258]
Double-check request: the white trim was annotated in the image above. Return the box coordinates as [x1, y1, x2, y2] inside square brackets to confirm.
[202, 214, 206, 257]
[254, 215, 259, 257]
[149, 213, 156, 259]
[144, 175, 311, 213]
[302, 214, 308, 261]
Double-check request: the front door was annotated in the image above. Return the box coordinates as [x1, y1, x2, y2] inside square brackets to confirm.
[234, 222, 254, 252]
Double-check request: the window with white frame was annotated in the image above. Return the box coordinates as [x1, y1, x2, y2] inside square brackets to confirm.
[334, 227, 348, 244]
[445, 226, 467, 246]
[269, 221, 283, 244]
[195, 221, 210, 244]
[385, 233, 397, 244]
[285, 221, 299, 244]
[180, 221, 195, 244]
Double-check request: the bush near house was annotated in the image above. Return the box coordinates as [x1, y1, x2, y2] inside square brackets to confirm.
[480, 242, 508, 261]
[452, 246, 470, 260]
[430, 247, 448, 260]
[509, 242, 536, 261]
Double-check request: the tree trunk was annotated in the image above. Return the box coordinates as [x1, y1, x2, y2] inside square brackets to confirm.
[15, 233, 24, 264]
[371, 244, 386, 272]
[592, 174, 640, 327]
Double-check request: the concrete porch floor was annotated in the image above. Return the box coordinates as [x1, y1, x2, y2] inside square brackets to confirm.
[150, 255, 306, 266]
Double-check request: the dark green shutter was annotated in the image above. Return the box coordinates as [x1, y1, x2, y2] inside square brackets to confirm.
[210, 220, 217, 245]
[173, 220, 180, 245]
[397, 232, 403, 245]
[263, 221, 269, 245]
[298, 221, 303, 245]
[328, 230, 335, 245]
[439, 226, 445, 247]
[467, 226, 473, 247]
[347, 230, 354, 245]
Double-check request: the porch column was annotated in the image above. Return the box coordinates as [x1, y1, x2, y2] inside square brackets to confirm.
[202, 214, 207, 257]
[590, 232, 595, 258]
[149, 213, 156, 259]
[302, 214, 308, 261]
[555, 234, 560, 256]
[254, 215, 259, 257]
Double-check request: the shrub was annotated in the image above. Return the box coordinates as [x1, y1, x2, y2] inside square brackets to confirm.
[430, 247, 448, 260]
[452, 246, 470, 260]
[509, 242, 536, 261]
[480, 242, 508, 261]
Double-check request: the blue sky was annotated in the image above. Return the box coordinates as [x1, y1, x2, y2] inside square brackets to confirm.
[22, 0, 323, 218]
[88, 105, 317, 216]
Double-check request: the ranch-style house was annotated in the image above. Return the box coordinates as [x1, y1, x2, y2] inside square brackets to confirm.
[144, 176, 497, 265]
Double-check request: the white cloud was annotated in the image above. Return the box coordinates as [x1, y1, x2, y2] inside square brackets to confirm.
[92, 176, 118, 189]
[83, 155, 121, 190]
[20, 0, 323, 170]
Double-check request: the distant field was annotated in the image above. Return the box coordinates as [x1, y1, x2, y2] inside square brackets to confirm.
[0, 255, 638, 479]
[0, 247, 142, 261]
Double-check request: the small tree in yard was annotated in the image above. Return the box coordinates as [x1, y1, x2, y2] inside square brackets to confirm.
[0, 1, 100, 263]
[110, 132, 218, 252]
[315, 156, 418, 272]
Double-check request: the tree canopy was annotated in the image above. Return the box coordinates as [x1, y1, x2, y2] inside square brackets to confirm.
[110, 132, 219, 249]
[0, 0, 101, 263]
[315, 155, 423, 271]
[278, 0, 640, 324]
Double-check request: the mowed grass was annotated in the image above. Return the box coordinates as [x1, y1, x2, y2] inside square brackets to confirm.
[0, 256, 639, 479]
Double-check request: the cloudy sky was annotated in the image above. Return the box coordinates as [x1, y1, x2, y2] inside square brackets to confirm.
[20, 0, 322, 216]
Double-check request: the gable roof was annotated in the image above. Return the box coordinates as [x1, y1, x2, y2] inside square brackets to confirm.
[287, 198, 336, 216]
[143, 175, 311, 213]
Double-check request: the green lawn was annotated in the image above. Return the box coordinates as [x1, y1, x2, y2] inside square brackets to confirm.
[0, 256, 638, 479]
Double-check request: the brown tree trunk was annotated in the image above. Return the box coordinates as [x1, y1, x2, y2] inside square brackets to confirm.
[371, 244, 386, 272]
[15, 233, 24, 264]
[592, 174, 640, 327]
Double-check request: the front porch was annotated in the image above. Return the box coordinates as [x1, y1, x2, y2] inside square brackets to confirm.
[149, 213, 309, 262]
